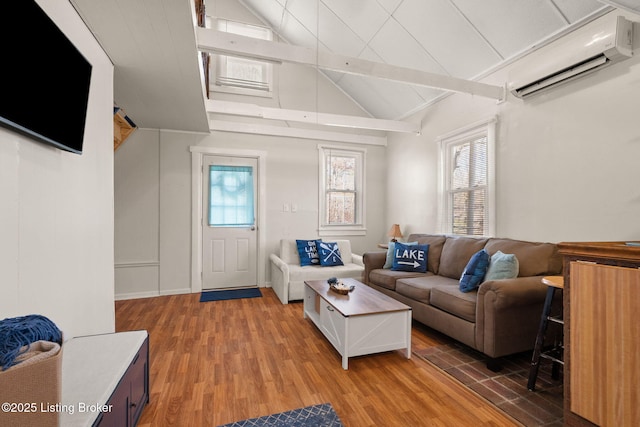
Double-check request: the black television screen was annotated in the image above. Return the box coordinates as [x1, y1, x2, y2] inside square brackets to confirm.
[1, 1, 92, 155]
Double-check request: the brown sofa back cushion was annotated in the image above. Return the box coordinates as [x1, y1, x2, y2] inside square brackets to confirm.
[485, 238, 562, 277]
[438, 236, 489, 279]
[407, 234, 447, 274]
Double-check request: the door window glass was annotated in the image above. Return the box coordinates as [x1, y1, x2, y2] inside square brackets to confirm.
[208, 165, 254, 226]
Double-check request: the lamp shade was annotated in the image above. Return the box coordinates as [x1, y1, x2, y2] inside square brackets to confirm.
[387, 224, 403, 240]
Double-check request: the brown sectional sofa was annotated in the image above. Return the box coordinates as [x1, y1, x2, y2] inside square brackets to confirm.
[363, 234, 562, 367]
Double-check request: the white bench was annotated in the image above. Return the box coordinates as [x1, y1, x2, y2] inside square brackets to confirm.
[270, 239, 364, 304]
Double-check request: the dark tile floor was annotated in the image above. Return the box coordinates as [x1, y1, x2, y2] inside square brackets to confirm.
[415, 342, 563, 427]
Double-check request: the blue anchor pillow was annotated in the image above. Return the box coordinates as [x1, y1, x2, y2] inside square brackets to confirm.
[392, 242, 429, 273]
[316, 241, 344, 267]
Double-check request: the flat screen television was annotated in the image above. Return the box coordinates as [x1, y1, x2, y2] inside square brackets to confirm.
[0, 1, 92, 155]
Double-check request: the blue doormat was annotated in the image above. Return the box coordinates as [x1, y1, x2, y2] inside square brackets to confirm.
[200, 287, 262, 302]
[218, 403, 343, 427]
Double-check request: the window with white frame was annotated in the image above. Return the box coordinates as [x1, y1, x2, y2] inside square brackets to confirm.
[438, 118, 496, 237]
[318, 145, 366, 236]
[208, 18, 273, 96]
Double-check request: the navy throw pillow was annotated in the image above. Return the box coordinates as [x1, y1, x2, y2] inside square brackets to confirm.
[296, 239, 321, 266]
[392, 242, 428, 273]
[316, 241, 344, 266]
[459, 249, 490, 293]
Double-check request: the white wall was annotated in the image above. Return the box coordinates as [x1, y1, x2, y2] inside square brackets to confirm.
[0, 0, 115, 338]
[388, 11, 640, 243]
[114, 127, 386, 299]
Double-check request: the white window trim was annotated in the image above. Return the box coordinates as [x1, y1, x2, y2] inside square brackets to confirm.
[318, 144, 366, 237]
[209, 18, 274, 98]
[437, 117, 496, 237]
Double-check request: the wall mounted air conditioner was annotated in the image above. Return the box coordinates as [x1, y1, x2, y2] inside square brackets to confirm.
[508, 15, 634, 99]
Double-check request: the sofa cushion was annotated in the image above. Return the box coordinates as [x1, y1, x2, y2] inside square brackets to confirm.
[368, 269, 426, 291]
[391, 242, 428, 273]
[485, 238, 561, 277]
[407, 234, 447, 274]
[335, 240, 353, 264]
[459, 249, 490, 292]
[396, 274, 453, 303]
[296, 239, 321, 266]
[484, 250, 519, 281]
[430, 285, 477, 323]
[289, 264, 363, 282]
[438, 236, 489, 279]
[279, 239, 302, 264]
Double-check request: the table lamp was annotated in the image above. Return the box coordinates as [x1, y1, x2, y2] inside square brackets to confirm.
[388, 224, 403, 242]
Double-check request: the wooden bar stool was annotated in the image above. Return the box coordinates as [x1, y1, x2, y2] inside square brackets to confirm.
[527, 275, 564, 391]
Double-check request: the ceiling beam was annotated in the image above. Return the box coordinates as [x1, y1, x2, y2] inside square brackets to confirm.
[205, 100, 420, 133]
[196, 27, 505, 100]
[209, 120, 387, 146]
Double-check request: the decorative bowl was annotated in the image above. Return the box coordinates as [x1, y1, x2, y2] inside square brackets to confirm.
[329, 282, 355, 295]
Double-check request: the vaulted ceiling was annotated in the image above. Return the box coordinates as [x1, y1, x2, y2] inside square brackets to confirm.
[70, 0, 638, 134]
[238, 0, 610, 120]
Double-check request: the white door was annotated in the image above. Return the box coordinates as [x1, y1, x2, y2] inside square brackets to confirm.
[202, 155, 258, 289]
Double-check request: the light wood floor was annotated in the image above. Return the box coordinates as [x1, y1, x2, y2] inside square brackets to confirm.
[115, 288, 519, 427]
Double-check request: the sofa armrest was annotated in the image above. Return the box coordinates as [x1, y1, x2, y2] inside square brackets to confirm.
[477, 276, 548, 308]
[476, 276, 549, 358]
[270, 253, 291, 304]
[351, 253, 364, 267]
[363, 251, 387, 284]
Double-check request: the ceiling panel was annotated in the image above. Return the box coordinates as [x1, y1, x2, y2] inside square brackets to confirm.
[338, 74, 426, 120]
[377, 0, 404, 15]
[240, 0, 285, 30]
[316, 4, 366, 57]
[598, 0, 640, 14]
[368, 17, 447, 75]
[451, 0, 569, 58]
[393, 0, 502, 79]
[322, 0, 390, 42]
[277, 9, 320, 48]
[553, 0, 608, 22]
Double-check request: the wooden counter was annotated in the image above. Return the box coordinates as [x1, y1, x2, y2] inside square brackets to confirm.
[558, 242, 640, 427]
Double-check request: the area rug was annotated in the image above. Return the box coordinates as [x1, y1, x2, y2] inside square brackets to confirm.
[200, 287, 262, 302]
[415, 342, 563, 427]
[218, 403, 343, 427]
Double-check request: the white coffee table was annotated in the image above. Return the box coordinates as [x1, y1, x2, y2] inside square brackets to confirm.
[304, 278, 412, 369]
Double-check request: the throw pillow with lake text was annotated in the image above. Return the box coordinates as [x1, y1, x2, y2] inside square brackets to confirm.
[392, 242, 428, 273]
[296, 239, 321, 266]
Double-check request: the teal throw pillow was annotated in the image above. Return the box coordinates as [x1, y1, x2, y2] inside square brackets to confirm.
[384, 241, 417, 269]
[392, 242, 428, 273]
[296, 239, 321, 266]
[459, 249, 490, 293]
[484, 251, 519, 281]
[317, 241, 344, 266]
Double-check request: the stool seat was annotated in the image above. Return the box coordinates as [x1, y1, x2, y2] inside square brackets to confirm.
[542, 275, 564, 289]
[528, 275, 564, 391]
